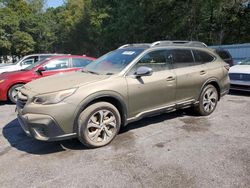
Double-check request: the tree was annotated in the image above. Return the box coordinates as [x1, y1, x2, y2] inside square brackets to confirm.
[11, 31, 35, 55]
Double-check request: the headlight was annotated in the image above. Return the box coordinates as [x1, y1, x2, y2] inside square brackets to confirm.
[0, 79, 5, 84]
[33, 88, 77, 105]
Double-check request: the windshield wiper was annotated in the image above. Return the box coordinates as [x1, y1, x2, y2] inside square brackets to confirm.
[82, 69, 99, 75]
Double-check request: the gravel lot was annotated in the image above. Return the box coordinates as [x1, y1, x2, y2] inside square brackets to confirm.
[0, 91, 250, 188]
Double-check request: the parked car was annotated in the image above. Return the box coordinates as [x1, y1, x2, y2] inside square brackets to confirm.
[16, 41, 229, 148]
[213, 48, 234, 67]
[0, 55, 95, 103]
[0, 54, 66, 74]
[229, 58, 250, 91]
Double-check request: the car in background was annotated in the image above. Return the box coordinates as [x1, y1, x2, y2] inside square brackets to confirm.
[229, 58, 250, 91]
[214, 48, 234, 67]
[0, 55, 95, 103]
[0, 54, 66, 74]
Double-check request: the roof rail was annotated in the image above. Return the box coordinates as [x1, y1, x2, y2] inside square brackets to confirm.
[118, 43, 151, 49]
[151, 40, 207, 48]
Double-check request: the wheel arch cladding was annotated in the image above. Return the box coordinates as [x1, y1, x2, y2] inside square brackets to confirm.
[73, 95, 128, 133]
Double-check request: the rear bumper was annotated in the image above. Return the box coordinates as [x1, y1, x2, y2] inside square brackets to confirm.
[17, 112, 77, 141]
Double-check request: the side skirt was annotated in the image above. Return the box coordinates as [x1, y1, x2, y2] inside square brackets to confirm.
[126, 99, 198, 124]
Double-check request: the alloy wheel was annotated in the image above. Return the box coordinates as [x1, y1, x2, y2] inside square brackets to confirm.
[87, 110, 117, 143]
[202, 87, 218, 113]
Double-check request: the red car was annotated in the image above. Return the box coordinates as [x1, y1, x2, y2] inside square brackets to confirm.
[0, 55, 95, 103]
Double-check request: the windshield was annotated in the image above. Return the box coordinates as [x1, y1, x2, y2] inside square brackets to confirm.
[84, 48, 145, 75]
[240, 58, 250, 65]
[23, 59, 48, 71]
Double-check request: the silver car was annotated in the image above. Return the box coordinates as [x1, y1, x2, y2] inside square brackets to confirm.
[229, 58, 250, 91]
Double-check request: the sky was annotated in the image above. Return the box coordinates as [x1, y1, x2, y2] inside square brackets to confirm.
[46, 0, 64, 8]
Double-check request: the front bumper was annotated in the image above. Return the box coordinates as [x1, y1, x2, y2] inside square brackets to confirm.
[0, 84, 8, 101]
[230, 80, 250, 92]
[17, 111, 77, 141]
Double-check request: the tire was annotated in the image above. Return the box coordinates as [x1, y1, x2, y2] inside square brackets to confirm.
[78, 102, 121, 148]
[8, 84, 24, 104]
[194, 84, 219, 116]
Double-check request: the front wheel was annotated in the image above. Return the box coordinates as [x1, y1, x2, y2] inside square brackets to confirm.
[194, 84, 219, 116]
[78, 102, 121, 148]
[8, 84, 24, 104]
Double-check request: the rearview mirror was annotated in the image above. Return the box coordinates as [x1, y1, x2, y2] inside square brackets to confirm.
[135, 66, 153, 77]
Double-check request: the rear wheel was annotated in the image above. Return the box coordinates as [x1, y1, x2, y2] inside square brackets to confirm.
[78, 102, 121, 148]
[194, 84, 218, 116]
[8, 84, 24, 104]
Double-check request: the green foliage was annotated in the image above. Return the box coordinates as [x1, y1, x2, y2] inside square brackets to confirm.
[12, 31, 35, 55]
[0, 0, 249, 58]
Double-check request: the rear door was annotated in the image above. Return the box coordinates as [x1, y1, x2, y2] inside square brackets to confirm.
[171, 48, 208, 102]
[126, 49, 176, 118]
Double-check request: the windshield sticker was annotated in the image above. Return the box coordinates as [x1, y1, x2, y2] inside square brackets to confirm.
[122, 51, 136, 55]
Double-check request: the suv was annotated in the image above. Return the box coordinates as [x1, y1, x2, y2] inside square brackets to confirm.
[16, 41, 230, 148]
[0, 54, 65, 74]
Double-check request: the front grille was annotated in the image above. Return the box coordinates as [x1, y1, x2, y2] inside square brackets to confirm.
[229, 73, 250, 81]
[16, 91, 28, 109]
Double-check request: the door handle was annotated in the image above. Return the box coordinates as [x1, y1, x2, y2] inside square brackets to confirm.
[200, 70, 206, 75]
[166, 76, 175, 81]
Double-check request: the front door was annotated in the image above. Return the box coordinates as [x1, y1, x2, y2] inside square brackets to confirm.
[126, 49, 176, 118]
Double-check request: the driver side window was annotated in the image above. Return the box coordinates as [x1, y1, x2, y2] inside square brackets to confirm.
[44, 58, 70, 71]
[129, 50, 172, 74]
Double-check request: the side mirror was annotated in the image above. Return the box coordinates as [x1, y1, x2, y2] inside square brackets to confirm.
[135, 66, 153, 77]
[36, 67, 46, 75]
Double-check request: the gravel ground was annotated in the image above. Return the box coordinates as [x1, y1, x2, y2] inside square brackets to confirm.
[0, 91, 250, 188]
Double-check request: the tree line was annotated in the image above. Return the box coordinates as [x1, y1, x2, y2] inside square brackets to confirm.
[0, 0, 249, 62]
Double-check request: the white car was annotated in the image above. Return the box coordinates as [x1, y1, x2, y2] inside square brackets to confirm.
[229, 58, 250, 91]
[0, 54, 64, 74]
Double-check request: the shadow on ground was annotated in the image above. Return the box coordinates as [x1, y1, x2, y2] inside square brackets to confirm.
[229, 90, 250, 97]
[0, 101, 12, 106]
[2, 109, 191, 155]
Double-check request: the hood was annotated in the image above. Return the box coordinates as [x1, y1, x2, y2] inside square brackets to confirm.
[0, 64, 20, 73]
[229, 65, 250, 74]
[23, 71, 111, 95]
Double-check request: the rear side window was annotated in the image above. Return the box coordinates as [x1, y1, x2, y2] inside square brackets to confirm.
[40, 55, 52, 61]
[193, 50, 214, 63]
[72, 58, 92, 67]
[216, 50, 231, 59]
[172, 49, 195, 68]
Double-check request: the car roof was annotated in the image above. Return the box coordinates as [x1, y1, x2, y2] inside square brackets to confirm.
[118, 40, 208, 50]
[44, 55, 96, 61]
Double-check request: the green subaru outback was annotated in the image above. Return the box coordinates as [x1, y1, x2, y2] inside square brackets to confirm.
[17, 41, 230, 148]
